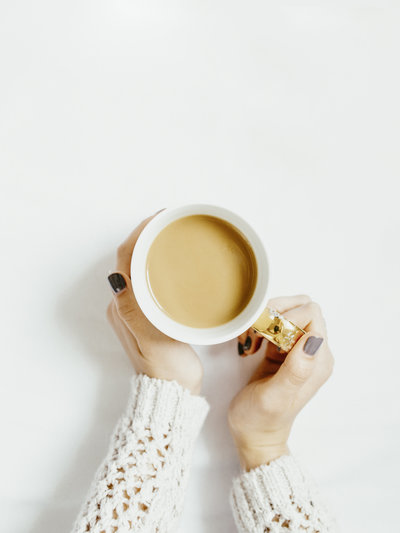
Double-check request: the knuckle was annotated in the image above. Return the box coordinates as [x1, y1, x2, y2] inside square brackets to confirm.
[308, 301, 322, 315]
[287, 355, 313, 384]
[267, 294, 312, 311]
[284, 362, 309, 387]
[307, 301, 327, 330]
[116, 300, 134, 321]
[287, 369, 307, 387]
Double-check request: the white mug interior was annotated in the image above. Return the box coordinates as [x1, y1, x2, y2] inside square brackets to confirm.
[130, 204, 269, 345]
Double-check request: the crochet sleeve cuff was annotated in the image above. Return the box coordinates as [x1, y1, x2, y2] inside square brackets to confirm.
[72, 374, 209, 533]
[123, 373, 209, 441]
[230, 454, 337, 533]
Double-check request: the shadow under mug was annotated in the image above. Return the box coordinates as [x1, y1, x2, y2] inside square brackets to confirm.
[131, 204, 305, 350]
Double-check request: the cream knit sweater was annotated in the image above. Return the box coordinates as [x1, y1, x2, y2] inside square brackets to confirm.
[72, 374, 336, 533]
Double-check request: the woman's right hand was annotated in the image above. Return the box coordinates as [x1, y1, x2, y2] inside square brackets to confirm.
[106, 212, 204, 395]
[228, 295, 334, 471]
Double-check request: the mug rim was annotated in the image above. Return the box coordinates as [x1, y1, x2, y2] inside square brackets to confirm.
[130, 204, 270, 345]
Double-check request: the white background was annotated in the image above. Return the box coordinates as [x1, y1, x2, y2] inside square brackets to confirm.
[1, 2, 399, 532]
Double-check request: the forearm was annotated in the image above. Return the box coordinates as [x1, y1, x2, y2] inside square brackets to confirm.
[230, 455, 337, 533]
[72, 374, 209, 533]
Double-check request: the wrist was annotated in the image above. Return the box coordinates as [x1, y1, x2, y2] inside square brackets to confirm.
[178, 372, 203, 395]
[229, 425, 291, 471]
[236, 442, 290, 471]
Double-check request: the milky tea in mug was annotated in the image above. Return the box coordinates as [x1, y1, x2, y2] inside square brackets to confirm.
[146, 214, 258, 328]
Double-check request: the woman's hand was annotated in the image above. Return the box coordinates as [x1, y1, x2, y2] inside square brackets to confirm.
[228, 295, 334, 471]
[106, 212, 203, 395]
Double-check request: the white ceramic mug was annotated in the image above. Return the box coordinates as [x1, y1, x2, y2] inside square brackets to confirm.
[131, 204, 305, 348]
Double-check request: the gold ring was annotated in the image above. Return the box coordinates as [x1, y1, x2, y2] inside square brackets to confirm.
[252, 307, 306, 353]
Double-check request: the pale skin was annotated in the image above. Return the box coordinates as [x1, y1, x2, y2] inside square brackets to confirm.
[106, 212, 203, 396]
[232, 296, 334, 470]
[107, 212, 334, 472]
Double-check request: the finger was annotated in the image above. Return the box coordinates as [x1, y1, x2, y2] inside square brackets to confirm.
[249, 341, 287, 381]
[244, 329, 264, 356]
[302, 347, 335, 397]
[116, 209, 165, 275]
[253, 358, 283, 381]
[110, 297, 142, 356]
[269, 330, 324, 393]
[238, 294, 310, 345]
[237, 294, 312, 357]
[237, 328, 264, 356]
[281, 301, 327, 336]
[266, 294, 311, 313]
[264, 340, 287, 364]
[107, 270, 151, 338]
[237, 330, 248, 345]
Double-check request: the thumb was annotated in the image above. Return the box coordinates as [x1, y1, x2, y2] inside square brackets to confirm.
[271, 332, 324, 392]
[107, 271, 142, 329]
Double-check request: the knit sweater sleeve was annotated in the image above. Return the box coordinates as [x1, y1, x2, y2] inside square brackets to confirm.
[71, 374, 209, 533]
[230, 455, 337, 533]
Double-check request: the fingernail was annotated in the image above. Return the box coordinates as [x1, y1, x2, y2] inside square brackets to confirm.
[244, 336, 252, 351]
[238, 342, 244, 356]
[303, 336, 324, 356]
[108, 273, 127, 294]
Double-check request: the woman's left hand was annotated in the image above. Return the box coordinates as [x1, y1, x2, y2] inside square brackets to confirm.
[106, 211, 204, 395]
[229, 295, 334, 471]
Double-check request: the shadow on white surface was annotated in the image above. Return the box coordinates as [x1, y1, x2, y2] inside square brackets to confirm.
[30, 254, 131, 533]
[178, 342, 264, 532]
[197, 343, 238, 533]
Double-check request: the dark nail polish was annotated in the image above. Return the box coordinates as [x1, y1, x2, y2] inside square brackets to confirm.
[304, 336, 324, 356]
[244, 336, 252, 351]
[238, 342, 244, 355]
[108, 273, 126, 294]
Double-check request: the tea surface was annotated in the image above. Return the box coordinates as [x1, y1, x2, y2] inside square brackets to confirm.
[146, 214, 257, 327]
